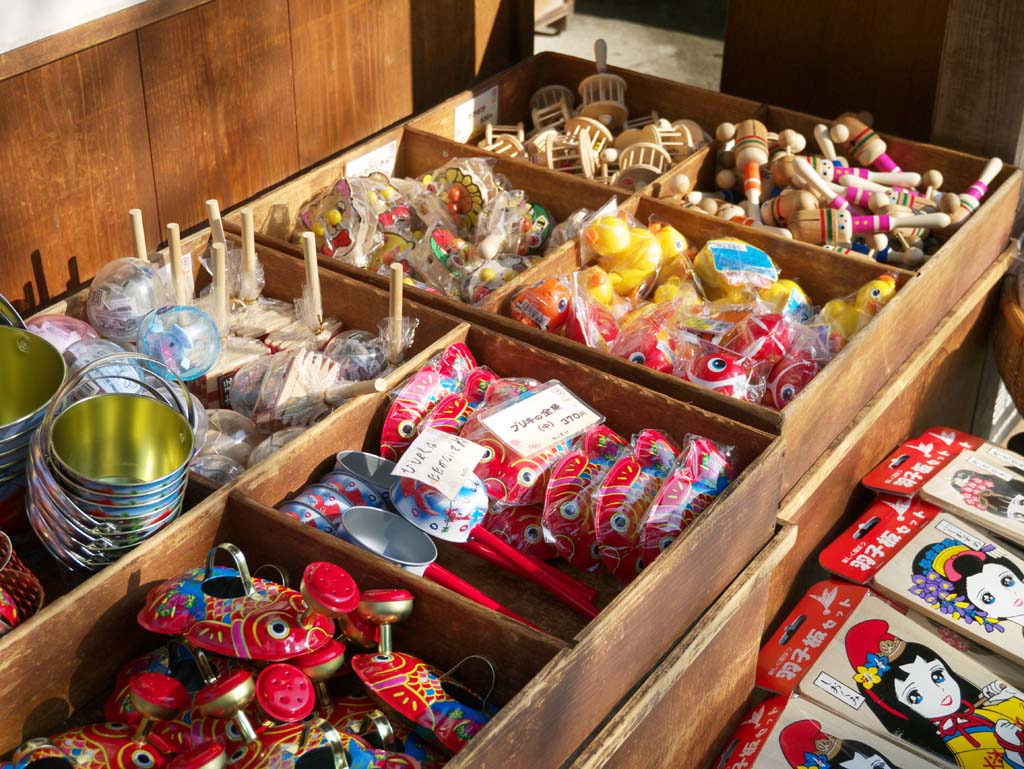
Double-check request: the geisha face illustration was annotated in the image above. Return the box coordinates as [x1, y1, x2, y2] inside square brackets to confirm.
[911, 537, 1024, 630]
[892, 655, 961, 720]
[951, 469, 1024, 520]
[778, 719, 903, 769]
[966, 563, 1024, 618]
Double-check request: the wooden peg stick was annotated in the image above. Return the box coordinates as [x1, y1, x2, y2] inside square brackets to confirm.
[301, 232, 324, 331]
[129, 209, 147, 261]
[206, 199, 227, 247]
[167, 223, 188, 306]
[388, 262, 404, 365]
[594, 39, 608, 72]
[212, 242, 228, 337]
[240, 208, 258, 301]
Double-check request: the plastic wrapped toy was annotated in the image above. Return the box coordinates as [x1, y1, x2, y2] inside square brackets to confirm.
[510, 277, 571, 331]
[818, 274, 897, 347]
[680, 341, 768, 403]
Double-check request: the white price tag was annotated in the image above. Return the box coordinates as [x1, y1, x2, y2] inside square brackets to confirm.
[480, 383, 603, 456]
[392, 427, 487, 499]
[453, 85, 499, 143]
[813, 671, 865, 709]
[344, 140, 399, 178]
[986, 445, 1024, 472]
[968, 454, 1014, 482]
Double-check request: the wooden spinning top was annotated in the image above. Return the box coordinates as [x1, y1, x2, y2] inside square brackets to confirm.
[356, 588, 414, 656]
[577, 39, 629, 129]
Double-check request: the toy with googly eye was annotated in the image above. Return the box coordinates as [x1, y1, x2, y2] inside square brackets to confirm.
[594, 429, 680, 583]
[764, 350, 820, 410]
[682, 346, 765, 403]
[510, 277, 571, 332]
[483, 504, 558, 560]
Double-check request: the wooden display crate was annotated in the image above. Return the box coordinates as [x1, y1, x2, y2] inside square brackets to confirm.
[223, 125, 627, 315]
[559, 247, 1017, 769]
[0, 488, 562, 755]
[0, 319, 784, 768]
[231, 320, 783, 767]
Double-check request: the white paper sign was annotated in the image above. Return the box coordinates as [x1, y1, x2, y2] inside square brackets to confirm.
[968, 454, 1014, 481]
[986, 445, 1024, 472]
[480, 383, 603, 456]
[936, 518, 986, 550]
[453, 85, 499, 143]
[813, 671, 865, 709]
[392, 427, 487, 498]
[344, 140, 399, 178]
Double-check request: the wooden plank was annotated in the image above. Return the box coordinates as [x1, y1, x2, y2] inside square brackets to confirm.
[565, 526, 797, 769]
[0, 33, 158, 313]
[721, 0, 951, 142]
[138, 0, 299, 231]
[931, 0, 1024, 165]
[288, 0, 415, 167]
[0, 0, 211, 83]
[410, 0, 532, 111]
[766, 245, 1014, 630]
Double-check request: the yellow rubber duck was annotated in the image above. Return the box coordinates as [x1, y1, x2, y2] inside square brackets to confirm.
[577, 266, 616, 307]
[650, 223, 688, 262]
[598, 227, 664, 299]
[759, 279, 812, 318]
[584, 216, 632, 257]
[652, 276, 703, 309]
[820, 274, 897, 341]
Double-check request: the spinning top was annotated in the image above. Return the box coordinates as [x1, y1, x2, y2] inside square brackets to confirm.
[195, 669, 259, 743]
[300, 561, 360, 625]
[168, 743, 227, 769]
[256, 663, 316, 723]
[293, 638, 347, 706]
[356, 588, 414, 656]
[129, 672, 190, 744]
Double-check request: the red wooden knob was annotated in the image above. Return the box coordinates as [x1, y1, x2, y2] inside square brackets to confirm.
[292, 638, 346, 682]
[130, 672, 190, 721]
[167, 742, 227, 769]
[255, 663, 315, 723]
[300, 562, 359, 617]
[195, 669, 255, 718]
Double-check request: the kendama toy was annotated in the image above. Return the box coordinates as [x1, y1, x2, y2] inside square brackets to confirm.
[760, 188, 817, 227]
[577, 39, 629, 129]
[938, 157, 1003, 231]
[788, 208, 950, 246]
[716, 119, 770, 219]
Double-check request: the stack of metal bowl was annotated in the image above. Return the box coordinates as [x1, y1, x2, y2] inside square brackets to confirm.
[26, 352, 198, 571]
[0, 327, 66, 500]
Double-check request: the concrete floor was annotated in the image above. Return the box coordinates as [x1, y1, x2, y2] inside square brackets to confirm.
[534, 0, 726, 91]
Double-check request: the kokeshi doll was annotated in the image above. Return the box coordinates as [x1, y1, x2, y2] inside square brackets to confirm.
[813, 123, 842, 163]
[760, 188, 817, 226]
[773, 154, 833, 187]
[826, 180, 875, 209]
[793, 156, 848, 211]
[789, 209, 950, 246]
[721, 119, 770, 208]
[830, 113, 903, 173]
[940, 157, 1003, 227]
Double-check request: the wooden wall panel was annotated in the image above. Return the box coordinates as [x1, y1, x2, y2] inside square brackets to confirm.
[0, 34, 158, 312]
[289, 0, 414, 167]
[722, 0, 951, 141]
[138, 0, 299, 231]
[411, 0, 532, 110]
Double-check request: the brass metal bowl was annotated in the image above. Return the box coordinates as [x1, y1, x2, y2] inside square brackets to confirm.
[0, 328, 64, 437]
[50, 394, 194, 489]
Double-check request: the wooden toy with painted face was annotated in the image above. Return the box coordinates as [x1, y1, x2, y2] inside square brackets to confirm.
[830, 113, 903, 173]
[594, 429, 680, 582]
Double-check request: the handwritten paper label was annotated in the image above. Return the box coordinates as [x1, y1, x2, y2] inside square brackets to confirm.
[813, 671, 864, 709]
[480, 383, 603, 456]
[936, 518, 986, 550]
[344, 140, 399, 178]
[392, 426, 487, 498]
[985, 445, 1024, 472]
[453, 85, 499, 143]
[967, 454, 1014, 481]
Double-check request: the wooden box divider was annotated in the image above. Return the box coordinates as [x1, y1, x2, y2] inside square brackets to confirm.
[563, 525, 796, 769]
[226, 319, 785, 768]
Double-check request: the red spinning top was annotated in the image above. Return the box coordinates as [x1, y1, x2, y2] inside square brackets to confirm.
[256, 663, 315, 723]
